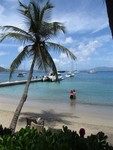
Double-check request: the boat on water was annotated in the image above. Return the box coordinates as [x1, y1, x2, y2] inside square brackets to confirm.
[65, 71, 74, 78]
[48, 72, 64, 81]
[88, 69, 97, 74]
[73, 70, 79, 74]
[42, 75, 51, 82]
[43, 72, 64, 82]
[17, 72, 25, 77]
[57, 70, 65, 73]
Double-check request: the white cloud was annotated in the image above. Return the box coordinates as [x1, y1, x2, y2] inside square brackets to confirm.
[0, 13, 22, 28]
[65, 37, 74, 44]
[52, 0, 108, 34]
[0, 51, 8, 56]
[74, 41, 102, 63]
[0, 0, 108, 37]
[53, 34, 111, 70]
[53, 52, 75, 70]
[77, 40, 100, 57]
[18, 45, 24, 53]
[0, 2, 23, 28]
[53, 12, 108, 34]
[0, 5, 5, 15]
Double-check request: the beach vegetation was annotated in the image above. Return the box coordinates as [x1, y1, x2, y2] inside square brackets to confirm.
[0, 125, 12, 136]
[0, 0, 76, 132]
[0, 125, 112, 150]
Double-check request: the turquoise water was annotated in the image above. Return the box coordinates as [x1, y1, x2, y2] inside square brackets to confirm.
[0, 71, 113, 106]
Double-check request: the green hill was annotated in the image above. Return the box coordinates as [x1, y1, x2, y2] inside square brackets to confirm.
[0, 66, 9, 72]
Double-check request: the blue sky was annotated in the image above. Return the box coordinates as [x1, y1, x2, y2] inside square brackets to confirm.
[0, 0, 113, 71]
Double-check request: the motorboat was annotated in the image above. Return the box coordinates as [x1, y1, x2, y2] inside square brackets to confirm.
[42, 75, 51, 82]
[88, 69, 97, 74]
[48, 72, 64, 81]
[65, 72, 74, 78]
[17, 72, 24, 77]
[57, 72, 64, 81]
[57, 70, 65, 73]
[43, 72, 64, 82]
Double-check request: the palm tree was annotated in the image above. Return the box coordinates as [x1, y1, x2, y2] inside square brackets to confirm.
[0, 0, 76, 132]
[105, 0, 113, 37]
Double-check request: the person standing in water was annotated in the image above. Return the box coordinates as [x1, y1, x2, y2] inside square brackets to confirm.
[73, 89, 76, 99]
[70, 90, 74, 99]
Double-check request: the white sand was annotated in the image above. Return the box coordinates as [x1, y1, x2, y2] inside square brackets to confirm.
[0, 96, 113, 145]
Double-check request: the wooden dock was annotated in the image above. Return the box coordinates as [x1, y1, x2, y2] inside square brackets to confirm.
[0, 78, 43, 87]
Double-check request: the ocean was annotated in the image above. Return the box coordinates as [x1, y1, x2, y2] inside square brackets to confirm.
[0, 71, 113, 106]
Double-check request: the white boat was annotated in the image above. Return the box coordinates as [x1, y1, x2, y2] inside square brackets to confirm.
[88, 69, 97, 74]
[48, 72, 64, 81]
[43, 72, 64, 82]
[17, 72, 24, 77]
[65, 72, 74, 78]
[57, 72, 64, 80]
[73, 70, 79, 74]
[42, 75, 51, 82]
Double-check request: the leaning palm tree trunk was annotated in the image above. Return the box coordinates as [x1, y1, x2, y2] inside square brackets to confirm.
[105, 0, 113, 37]
[9, 56, 36, 132]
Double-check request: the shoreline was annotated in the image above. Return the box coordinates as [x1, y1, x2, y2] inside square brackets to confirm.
[0, 96, 113, 145]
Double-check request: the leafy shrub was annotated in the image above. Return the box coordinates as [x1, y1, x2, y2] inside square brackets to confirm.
[87, 132, 113, 150]
[0, 125, 112, 150]
[0, 125, 12, 136]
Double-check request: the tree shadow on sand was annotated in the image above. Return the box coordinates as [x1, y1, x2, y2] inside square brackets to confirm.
[19, 109, 79, 128]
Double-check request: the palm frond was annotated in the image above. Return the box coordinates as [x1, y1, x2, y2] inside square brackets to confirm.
[47, 42, 76, 60]
[9, 45, 30, 79]
[30, 0, 40, 19]
[18, 0, 28, 10]
[29, 2, 40, 33]
[40, 0, 54, 22]
[0, 26, 28, 34]
[18, 1, 36, 33]
[37, 22, 65, 40]
[44, 47, 58, 78]
[34, 43, 50, 71]
[18, 0, 29, 16]
[0, 32, 33, 43]
[51, 22, 66, 34]
[35, 44, 58, 78]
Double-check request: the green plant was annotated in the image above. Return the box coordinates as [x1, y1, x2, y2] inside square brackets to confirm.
[87, 132, 113, 150]
[0, 125, 12, 136]
[0, 126, 112, 150]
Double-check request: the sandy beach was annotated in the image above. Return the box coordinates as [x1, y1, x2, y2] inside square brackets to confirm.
[0, 96, 113, 145]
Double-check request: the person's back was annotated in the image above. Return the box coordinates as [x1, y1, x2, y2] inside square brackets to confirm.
[73, 89, 76, 99]
[70, 90, 73, 99]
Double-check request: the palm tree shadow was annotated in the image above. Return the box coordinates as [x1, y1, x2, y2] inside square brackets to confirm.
[19, 109, 79, 128]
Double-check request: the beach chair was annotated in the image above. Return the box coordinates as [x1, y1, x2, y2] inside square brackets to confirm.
[26, 117, 37, 126]
[37, 117, 44, 126]
[26, 117, 44, 126]
[30, 121, 44, 133]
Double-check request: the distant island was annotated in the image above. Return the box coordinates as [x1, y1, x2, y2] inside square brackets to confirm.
[0, 66, 9, 72]
[89, 67, 113, 72]
[80, 67, 113, 73]
[0, 66, 113, 73]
